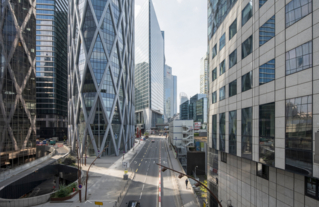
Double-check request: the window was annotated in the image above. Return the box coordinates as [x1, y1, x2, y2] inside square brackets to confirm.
[219, 33, 225, 51]
[212, 44, 217, 59]
[212, 91, 217, 103]
[221, 151, 227, 163]
[212, 115, 217, 149]
[219, 113, 225, 151]
[242, 1, 253, 26]
[305, 177, 319, 198]
[259, 59, 275, 85]
[229, 49, 237, 69]
[259, 103, 275, 166]
[242, 107, 252, 160]
[219, 60, 225, 76]
[259, 0, 267, 7]
[219, 86, 225, 101]
[257, 163, 269, 180]
[212, 68, 217, 81]
[286, 41, 312, 75]
[242, 35, 253, 59]
[242, 71, 252, 92]
[259, 16, 275, 46]
[229, 79, 237, 97]
[229, 19, 237, 40]
[286, 95, 312, 175]
[286, 0, 312, 28]
[229, 110, 237, 155]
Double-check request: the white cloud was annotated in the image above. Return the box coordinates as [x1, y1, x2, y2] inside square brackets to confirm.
[177, 0, 182, 3]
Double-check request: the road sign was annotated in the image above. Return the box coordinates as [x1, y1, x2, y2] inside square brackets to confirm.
[95, 201, 103, 206]
[124, 170, 128, 174]
[78, 184, 82, 189]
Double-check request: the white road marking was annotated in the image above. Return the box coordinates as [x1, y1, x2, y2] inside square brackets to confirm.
[142, 184, 145, 190]
[140, 192, 143, 199]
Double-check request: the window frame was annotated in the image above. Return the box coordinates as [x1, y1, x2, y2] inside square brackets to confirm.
[242, 35, 253, 59]
[229, 19, 237, 40]
[242, 1, 253, 26]
[229, 49, 237, 69]
[219, 86, 225, 101]
[219, 33, 226, 51]
[286, 41, 312, 76]
[212, 91, 217, 104]
[285, 0, 313, 28]
[221, 151, 227, 163]
[259, 59, 275, 85]
[229, 79, 237, 97]
[219, 60, 225, 76]
[259, 0, 267, 8]
[212, 67, 217, 81]
[305, 177, 319, 199]
[256, 163, 269, 180]
[242, 71, 253, 92]
[259, 15, 275, 46]
[212, 44, 217, 59]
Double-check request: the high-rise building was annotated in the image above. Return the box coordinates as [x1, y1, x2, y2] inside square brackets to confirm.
[68, 0, 135, 156]
[207, 0, 319, 206]
[179, 100, 189, 120]
[179, 92, 188, 106]
[0, 0, 38, 169]
[173, 75, 177, 115]
[135, 0, 164, 132]
[36, 0, 68, 140]
[200, 53, 209, 95]
[189, 93, 206, 121]
[164, 64, 177, 122]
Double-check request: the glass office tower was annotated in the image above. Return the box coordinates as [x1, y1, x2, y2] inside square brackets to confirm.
[135, 0, 164, 131]
[68, 0, 135, 156]
[173, 75, 177, 115]
[36, 0, 68, 140]
[200, 53, 209, 95]
[164, 64, 174, 122]
[0, 0, 38, 170]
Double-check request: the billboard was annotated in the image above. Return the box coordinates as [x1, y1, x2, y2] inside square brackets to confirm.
[194, 122, 201, 130]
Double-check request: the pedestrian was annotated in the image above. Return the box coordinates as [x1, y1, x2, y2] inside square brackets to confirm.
[185, 179, 188, 189]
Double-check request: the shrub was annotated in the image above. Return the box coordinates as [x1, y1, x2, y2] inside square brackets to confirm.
[62, 156, 76, 165]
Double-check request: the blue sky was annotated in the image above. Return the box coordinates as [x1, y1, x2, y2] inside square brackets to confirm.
[135, 0, 207, 110]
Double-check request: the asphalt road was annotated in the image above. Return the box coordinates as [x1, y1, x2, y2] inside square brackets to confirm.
[120, 137, 178, 207]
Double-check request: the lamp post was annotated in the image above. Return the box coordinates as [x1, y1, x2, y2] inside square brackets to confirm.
[156, 163, 222, 207]
[194, 166, 198, 179]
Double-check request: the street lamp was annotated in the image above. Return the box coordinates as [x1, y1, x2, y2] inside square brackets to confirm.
[194, 166, 198, 178]
[156, 163, 222, 207]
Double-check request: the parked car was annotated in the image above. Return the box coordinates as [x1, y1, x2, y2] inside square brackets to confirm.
[127, 201, 140, 207]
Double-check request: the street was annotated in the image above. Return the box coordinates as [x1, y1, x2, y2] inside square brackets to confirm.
[120, 137, 178, 207]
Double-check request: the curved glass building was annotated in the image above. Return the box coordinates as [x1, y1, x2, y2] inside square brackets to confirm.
[68, 0, 135, 156]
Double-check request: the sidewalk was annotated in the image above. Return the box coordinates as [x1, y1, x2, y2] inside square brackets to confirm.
[35, 139, 146, 207]
[0, 145, 70, 189]
[166, 142, 200, 207]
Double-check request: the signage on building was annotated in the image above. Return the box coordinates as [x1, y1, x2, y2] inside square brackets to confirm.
[194, 122, 201, 130]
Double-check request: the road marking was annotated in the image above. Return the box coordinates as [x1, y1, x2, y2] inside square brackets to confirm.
[139, 163, 141, 166]
[136, 169, 138, 172]
[141, 159, 143, 161]
[139, 192, 143, 199]
[142, 184, 145, 190]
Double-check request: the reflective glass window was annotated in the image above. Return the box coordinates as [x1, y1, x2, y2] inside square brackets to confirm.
[229, 19, 237, 40]
[212, 115, 217, 149]
[242, 35, 253, 59]
[259, 59, 275, 85]
[219, 60, 225, 76]
[229, 110, 237, 155]
[212, 44, 217, 59]
[36, 10, 54, 14]
[242, 71, 252, 92]
[242, 1, 253, 26]
[219, 113, 225, 151]
[259, 0, 267, 8]
[242, 107, 252, 160]
[229, 49, 237, 69]
[286, 0, 312, 27]
[219, 86, 225, 101]
[257, 163, 269, 179]
[286, 41, 312, 75]
[212, 67, 217, 81]
[212, 91, 217, 104]
[221, 151, 227, 163]
[219, 33, 225, 51]
[259, 102, 275, 166]
[229, 79, 237, 97]
[260, 15, 275, 46]
[286, 95, 312, 176]
[305, 177, 318, 198]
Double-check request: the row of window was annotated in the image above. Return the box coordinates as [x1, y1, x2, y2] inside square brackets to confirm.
[212, 71, 252, 103]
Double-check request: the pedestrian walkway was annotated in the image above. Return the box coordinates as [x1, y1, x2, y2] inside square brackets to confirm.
[165, 142, 200, 207]
[0, 145, 70, 190]
[35, 139, 146, 207]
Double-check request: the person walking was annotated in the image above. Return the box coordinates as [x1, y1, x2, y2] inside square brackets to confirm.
[185, 179, 188, 189]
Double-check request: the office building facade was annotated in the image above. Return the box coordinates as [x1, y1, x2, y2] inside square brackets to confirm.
[173, 75, 177, 115]
[36, 0, 68, 140]
[200, 53, 209, 95]
[0, 0, 38, 170]
[164, 64, 177, 122]
[207, 0, 319, 206]
[180, 92, 188, 106]
[135, 0, 164, 131]
[68, 0, 135, 156]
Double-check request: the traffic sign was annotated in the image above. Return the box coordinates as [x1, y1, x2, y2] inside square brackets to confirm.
[95, 201, 103, 206]
[78, 184, 82, 189]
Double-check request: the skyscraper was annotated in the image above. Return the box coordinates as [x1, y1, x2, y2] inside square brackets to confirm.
[135, 0, 164, 132]
[0, 0, 37, 169]
[36, 0, 68, 140]
[200, 53, 209, 95]
[207, 0, 319, 206]
[68, 0, 135, 156]
[173, 75, 177, 115]
[164, 64, 176, 122]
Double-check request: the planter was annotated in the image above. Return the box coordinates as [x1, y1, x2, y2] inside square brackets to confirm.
[50, 190, 79, 202]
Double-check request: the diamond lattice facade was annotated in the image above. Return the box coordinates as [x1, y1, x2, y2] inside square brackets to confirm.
[0, 0, 37, 170]
[68, 0, 135, 156]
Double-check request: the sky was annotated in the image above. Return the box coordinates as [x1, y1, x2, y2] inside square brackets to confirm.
[135, 0, 207, 111]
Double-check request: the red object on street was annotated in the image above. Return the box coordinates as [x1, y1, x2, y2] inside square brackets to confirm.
[53, 186, 55, 189]
[73, 188, 75, 192]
